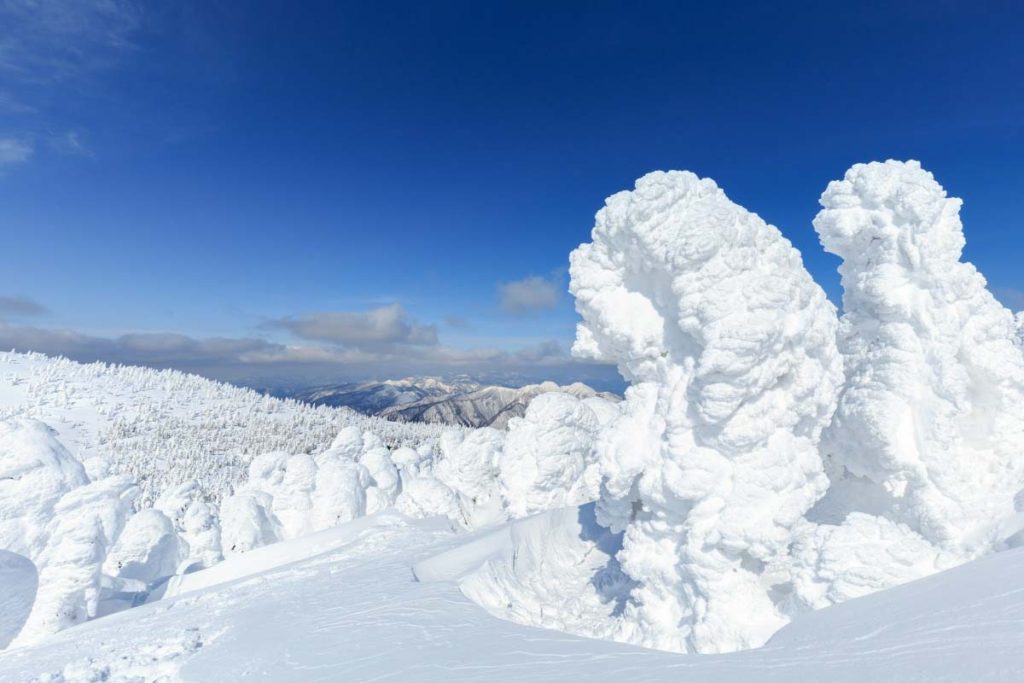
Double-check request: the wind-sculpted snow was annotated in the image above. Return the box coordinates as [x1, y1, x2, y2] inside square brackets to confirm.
[813, 160, 1024, 557]
[0, 419, 136, 647]
[567, 170, 844, 653]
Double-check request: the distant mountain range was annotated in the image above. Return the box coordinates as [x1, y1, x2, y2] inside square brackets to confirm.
[288, 378, 620, 428]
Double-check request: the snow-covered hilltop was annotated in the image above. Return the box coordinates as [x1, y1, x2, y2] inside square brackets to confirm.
[292, 376, 619, 429]
[1, 160, 1023, 681]
[0, 352, 447, 504]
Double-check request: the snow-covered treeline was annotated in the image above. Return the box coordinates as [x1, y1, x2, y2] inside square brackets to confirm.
[0, 352, 449, 504]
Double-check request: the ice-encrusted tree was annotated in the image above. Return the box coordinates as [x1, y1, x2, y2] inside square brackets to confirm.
[813, 160, 1024, 556]
[569, 170, 843, 653]
[0, 419, 137, 646]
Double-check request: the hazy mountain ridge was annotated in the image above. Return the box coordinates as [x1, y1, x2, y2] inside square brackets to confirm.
[291, 377, 619, 428]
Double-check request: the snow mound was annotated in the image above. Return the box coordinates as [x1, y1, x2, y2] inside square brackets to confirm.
[813, 160, 1024, 556]
[568, 170, 843, 652]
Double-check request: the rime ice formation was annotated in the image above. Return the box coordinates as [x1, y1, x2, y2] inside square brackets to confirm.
[155, 482, 223, 570]
[220, 491, 281, 557]
[0, 351, 449, 506]
[499, 393, 616, 518]
[0, 419, 137, 646]
[813, 160, 1024, 557]
[569, 170, 844, 653]
[0, 420, 135, 645]
[102, 509, 187, 586]
[455, 504, 633, 644]
[787, 513, 949, 611]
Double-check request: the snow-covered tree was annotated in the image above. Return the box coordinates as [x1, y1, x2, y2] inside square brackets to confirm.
[569, 170, 843, 653]
[813, 160, 1024, 556]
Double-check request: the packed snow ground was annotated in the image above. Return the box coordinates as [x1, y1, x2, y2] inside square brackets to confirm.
[2, 511, 1023, 682]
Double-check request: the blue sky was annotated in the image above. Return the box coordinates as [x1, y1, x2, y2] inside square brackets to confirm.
[0, 1, 1022, 390]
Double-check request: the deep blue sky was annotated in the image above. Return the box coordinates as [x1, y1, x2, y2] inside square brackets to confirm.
[0, 1, 1021, 389]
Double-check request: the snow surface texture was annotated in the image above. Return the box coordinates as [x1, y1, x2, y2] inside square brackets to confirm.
[4, 512, 1024, 682]
[567, 170, 844, 653]
[0, 550, 36, 649]
[813, 160, 1024, 557]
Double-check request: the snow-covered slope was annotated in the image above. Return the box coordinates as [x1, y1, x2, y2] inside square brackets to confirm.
[2, 509, 1023, 682]
[379, 380, 619, 429]
[0, 352, 447, 504]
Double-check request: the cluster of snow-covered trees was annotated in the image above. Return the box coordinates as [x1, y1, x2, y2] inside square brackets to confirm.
[550, 160, 1024, 653]
[0, 160, 1021, 656]
[0, 377, 615, 647]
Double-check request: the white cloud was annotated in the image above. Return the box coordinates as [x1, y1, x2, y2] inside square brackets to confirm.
[499, 275, 561, 313]
[268, 303, 438, 348]
[0, 137, 33, 167]
[0, 321, 615, 388]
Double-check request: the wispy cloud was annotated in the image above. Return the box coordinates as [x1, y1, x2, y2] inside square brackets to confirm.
[49, 130, 91, 156]
[0, 0, 141, 83]
[499, 274, 562, 313]
[0, 0, 142, 173]
[0, 137, 33, 167]
[0, 294, 48, 316]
